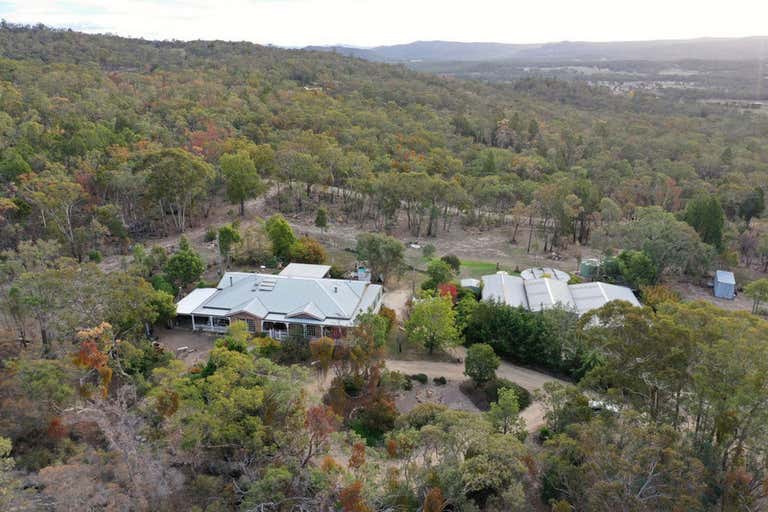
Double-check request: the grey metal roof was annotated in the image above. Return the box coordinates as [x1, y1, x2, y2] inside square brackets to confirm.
[524, 278, 576, 312]
[481, 272, 640, 316]
[216, 272, 256, 289]
[482, 272, 528, 308]
[180, 271, 383, 327]
[279, 263, 331, 278]
[460, 278, 481, 289]
[569, 282, 641, 315]
[715, 270, 736, 285]
[520, 267, 570, 282]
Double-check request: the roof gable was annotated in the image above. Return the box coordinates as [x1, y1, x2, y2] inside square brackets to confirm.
[286, 302, 326, 321]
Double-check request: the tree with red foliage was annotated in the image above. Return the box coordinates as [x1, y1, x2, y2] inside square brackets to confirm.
[437, 282, 458, 303]
[46, 416, 68, 440]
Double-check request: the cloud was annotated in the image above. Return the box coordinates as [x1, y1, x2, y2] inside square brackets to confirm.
[0, 0, 767, 47]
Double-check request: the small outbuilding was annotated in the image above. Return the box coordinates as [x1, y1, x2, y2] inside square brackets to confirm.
[460, 278, 481, 293]
[713, 270, 736, 300]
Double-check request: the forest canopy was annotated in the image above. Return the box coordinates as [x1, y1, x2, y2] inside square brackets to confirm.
[2, 23, 768, 512]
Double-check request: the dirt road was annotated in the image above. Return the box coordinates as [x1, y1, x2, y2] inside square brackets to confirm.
[386, 346, 567, 432]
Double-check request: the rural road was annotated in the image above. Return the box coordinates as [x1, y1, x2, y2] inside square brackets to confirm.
[385, 346, 567, 432]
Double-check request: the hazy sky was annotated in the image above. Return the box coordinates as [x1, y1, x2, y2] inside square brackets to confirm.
[1, 0, 767, 47]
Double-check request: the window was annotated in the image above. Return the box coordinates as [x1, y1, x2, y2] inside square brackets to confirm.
[246, 319, 257, 333]
[305, 324, 319, 337]
[288, 323, 305, 336]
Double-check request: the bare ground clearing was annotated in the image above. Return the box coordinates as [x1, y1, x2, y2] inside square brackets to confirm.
[100, 188, 586, 279]
[155, 327, 216, 367]
[100, 187, 761, 314]
[668, 280, 754, 312]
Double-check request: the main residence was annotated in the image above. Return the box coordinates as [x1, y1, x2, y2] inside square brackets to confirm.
[175, 263, 384, 339]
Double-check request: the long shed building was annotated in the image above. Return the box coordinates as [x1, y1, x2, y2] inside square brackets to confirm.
[481, 271, 640, 315]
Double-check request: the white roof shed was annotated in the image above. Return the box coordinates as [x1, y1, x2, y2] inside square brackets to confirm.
[279, 263, 331, 279]
[176, 288, 218, 315]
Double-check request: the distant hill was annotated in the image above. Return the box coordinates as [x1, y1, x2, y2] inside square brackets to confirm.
[302, 45, 384, 61]
[306, 37, 768, 62]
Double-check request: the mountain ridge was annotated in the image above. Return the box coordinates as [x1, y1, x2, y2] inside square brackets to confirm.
[305, 36, 768, 62]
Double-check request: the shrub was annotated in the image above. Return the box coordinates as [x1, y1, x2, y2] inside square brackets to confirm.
[640, 284, 680, 310]
[618, 249, 659, 288]
[342, 375, 364, 397]
[381, 370, 408, 391]
[421, 259, 455, 291]
[409, 373, 428, 384]
[204, 226, 217, 242]
[150, 275, 177, 296]
[464, 343, 500, 387]
[441, 254, 461, 273]
[289, 236, 327, 264]
[459, 377, 531, 411]
[350, 396, 397, 445]
[433, 376, 447, 386]
[272, 335, 311, 364]
[328, 264, 346, 279]
[396, 402, 448, 429]
[422, 244, 436, 259]
[87, 250, 102, 263]
[489, 378, 532, 410]
[379, 306, 397, 332]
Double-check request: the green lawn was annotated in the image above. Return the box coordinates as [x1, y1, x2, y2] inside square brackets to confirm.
[408, 254, 520, 280]
[460, 259, 519, 279]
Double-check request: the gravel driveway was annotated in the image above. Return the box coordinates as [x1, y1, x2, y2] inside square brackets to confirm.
[386, 346, 567, 432]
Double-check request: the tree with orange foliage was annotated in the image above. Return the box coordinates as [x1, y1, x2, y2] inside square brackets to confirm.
[185, 121, 229, 162]
[339, 480, 371, 512]
[422, 487, 447, 512]
[73, 323, 114, 398]
[348, 442, 366, 471]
